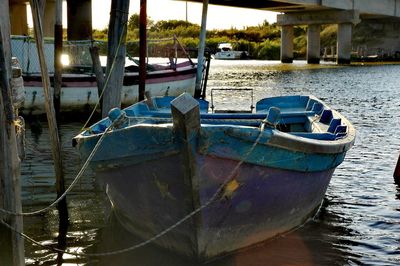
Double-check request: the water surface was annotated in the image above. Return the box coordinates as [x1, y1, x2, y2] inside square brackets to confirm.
[20, 60, 400, 265]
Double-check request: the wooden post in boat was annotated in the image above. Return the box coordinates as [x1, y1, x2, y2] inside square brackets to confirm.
[394, 153, 400, 183]
[29, 0, 68, 217]
[89, 46, 105, 106]
[171, 93, 201, 243]
[102, 0, 130, 118]
[194, 0, 209, 98]
[54, 0, 63, 118]
[0, 2, 25, 264]
[138, 0, 147, 101]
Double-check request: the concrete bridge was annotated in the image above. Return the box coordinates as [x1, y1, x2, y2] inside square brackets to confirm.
[188, 0, 400, 64]
[9, 0, 92, 40]
[8, 0, 400, 64]
[188, 0, 400, 18]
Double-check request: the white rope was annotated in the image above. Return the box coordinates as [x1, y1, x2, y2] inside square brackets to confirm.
[0, 117, 117, 217]
[1, 125, 305, 258]
[80, 23, 127, 131]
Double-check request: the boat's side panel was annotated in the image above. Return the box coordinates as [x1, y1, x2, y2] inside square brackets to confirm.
[94, 149, 334, 260]
[214, 51, 243, 60]
[195, 155, 335, 258]
[96, 153, 199, 257]
[20, 71, 196, 114]
[199, 126, 347, 172]
[77, 125, 178, 170]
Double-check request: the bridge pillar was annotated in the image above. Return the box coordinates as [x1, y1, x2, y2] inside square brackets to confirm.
[281, 25, 294, 63]
[277, 10, 360, 64]
[10, 3, 28, 35]
[337, 23, 353, 64]
[307, 24, 320, 64]
[67, 0, 92, 40]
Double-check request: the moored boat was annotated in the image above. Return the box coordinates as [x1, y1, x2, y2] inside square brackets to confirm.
[21, 60, 197, 114]
[213, 42, 249, 60]
[73, 93, 355, 260]
[11, 35, 200, 115]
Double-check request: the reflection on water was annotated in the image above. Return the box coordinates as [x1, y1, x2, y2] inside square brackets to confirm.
[20, 60, 400, 265]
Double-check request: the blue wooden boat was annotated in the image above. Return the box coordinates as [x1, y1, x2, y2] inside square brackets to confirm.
[73, 93, 355, 260]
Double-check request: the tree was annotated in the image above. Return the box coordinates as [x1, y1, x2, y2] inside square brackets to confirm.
[128, 13, 154, 31]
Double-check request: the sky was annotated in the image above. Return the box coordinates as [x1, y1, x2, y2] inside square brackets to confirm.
[121, 0, 277, 30]
[27, 0, 277, 30]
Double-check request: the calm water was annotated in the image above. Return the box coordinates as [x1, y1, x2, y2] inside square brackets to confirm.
[18, 60, 400, 265]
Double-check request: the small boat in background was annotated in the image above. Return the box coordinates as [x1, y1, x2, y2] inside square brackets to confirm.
[213, 42, 249, 60]
[11, 35, 200, 115]
[21, 59, 197, 115]
[73, 93, 355, 260]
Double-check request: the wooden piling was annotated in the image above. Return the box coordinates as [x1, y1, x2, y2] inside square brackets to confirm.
[89, 46, 105, 101]
[0, 1, 25, 264]
[195, 0, 209, 98]
[29, 0, 68, 217]
[102, 0, 130, 118]
[139, 0, 147, 101]
[201, 52, 211, 99]
[394, 153, 400, 183]
[54, 0, 63, 118]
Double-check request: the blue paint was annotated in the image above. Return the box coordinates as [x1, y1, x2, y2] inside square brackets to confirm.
[265, 107, 281, 126]
[328, 118, 342, 133]
[320, 109, 333, 124]
[75, 94, 355, 170]
[72, 94, 355, 259]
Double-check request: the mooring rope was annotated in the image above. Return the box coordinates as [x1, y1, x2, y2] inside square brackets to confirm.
[1, 117, 307, 259]
[0, 114, 122, 217]
[0, 122, 280, 258]
[80, 22, 127, 131]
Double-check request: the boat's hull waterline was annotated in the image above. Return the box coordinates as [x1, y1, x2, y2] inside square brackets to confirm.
[74, 94, 355, 260]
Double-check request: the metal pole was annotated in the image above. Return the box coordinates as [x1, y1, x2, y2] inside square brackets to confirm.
[54, 0, 63, 118]
[139, 0, 147, 101]
[194, 0, 208, 98]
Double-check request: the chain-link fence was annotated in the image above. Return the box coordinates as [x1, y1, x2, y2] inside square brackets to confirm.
[11, 35, 55, 74]
[11, 35, 194, 75]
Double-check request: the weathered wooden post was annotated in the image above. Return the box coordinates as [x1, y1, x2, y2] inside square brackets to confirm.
[171, 93, 200, 176]
[0, 1, 25, 264]
[170, 93, 201, 247]
[54, 0, 63, 118]
[194, 0, 209, 98]
[201, 52, 211, 99]
[138, 0, 147, 101]
[29, 0, 68, 217]
[102, 0, 130, 118]
[394, 153, 400, 183]
[89, 45, 105, 101]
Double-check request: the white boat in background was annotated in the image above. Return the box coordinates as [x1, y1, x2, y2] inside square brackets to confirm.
[21, 60, 198, 115]
[10, 35, 201, 115]
[213, 42, 249, 60]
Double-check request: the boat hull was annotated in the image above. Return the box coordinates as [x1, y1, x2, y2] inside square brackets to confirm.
[214, 51, 245, 60]
[97, 152, 334, 259]
[21, 66, 196, 115]
[74, 94, 355, 260]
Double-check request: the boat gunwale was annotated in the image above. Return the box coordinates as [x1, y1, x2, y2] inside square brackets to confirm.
[74, 94, 355, 156]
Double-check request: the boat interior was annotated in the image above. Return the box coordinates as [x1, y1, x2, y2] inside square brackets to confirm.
[85, 95, 349, 142]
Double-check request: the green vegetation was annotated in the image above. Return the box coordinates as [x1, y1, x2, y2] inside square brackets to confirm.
[92, 14, 310, 60]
